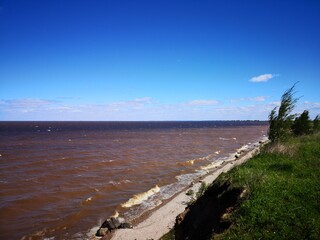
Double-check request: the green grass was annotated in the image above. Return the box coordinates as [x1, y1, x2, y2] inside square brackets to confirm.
[215, 133, 320, 239]
[196, 182, 207, 199]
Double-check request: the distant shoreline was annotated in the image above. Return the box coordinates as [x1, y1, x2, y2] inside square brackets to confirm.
[0, 120, 269, 123]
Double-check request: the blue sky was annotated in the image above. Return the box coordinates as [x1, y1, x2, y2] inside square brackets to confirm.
[1, 0, 319, 121]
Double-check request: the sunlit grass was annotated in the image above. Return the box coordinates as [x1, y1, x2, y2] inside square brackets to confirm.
[215, 133, 320, 239]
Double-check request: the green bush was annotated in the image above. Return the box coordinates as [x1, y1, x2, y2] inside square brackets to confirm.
[292, 110, 312, 135]
[268, 84, 298, 142]
[313, 114, 320, 133]
[196, 182, 207, 199]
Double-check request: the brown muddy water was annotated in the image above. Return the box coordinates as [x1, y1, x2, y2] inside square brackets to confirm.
[0, 121, 268, 239]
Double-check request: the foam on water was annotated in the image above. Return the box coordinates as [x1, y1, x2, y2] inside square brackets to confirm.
[109, 179, 131, 185]
[111, 210, 119, 218]
[219, 137, 237, 141]
[120, 170, 209, 223]
[186, 159, 195, 165]
[201, 161, 224, 170]
[121, 185, 161, 208]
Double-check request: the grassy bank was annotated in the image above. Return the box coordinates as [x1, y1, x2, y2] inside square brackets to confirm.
[215, 133, 320, 239]
[162, 133, 320, 239]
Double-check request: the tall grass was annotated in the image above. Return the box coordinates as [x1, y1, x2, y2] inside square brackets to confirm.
[215, 133, 320, 239]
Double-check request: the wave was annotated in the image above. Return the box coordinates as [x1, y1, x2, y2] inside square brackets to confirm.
[186, 159, 195, 165]
[219, 137, 237, 141]
[108, 180, 131, 185]
[200, 161, 224, 170]
[178, 153, 221, 167]
[119, 170, 210, 224]
[178, 159, 196, 166]
[111, 210, 119, 218]
[121, 185, 160, 208]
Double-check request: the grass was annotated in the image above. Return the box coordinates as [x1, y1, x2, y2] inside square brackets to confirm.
[196, 182, 207, 199]
[215, 133, 320, 239]
[160, 133, 320, 240]
[186, 189, 194, 196]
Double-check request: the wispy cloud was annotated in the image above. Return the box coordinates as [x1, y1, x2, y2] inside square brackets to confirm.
[0, 98, 58, 113]
[0, 97, 156, 120]
[109, 97, 154, 109]
[303, 101, 320, 110]
[187, 99, 219, 106]
[230, 96, 267, 103]
[248, 96, 267, 102]
[1, 97, 319, 121]
[249, 74, 276, 82]
[269, 101, 281, 106]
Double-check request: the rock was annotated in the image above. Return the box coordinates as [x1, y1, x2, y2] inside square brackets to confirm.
[97, 216, 132, 235]
[96, 227, 108, 236]
[101, 217, 121, 231]
[176, 207, 190, 225]
[176, 213, 185, 225]
[119, 222, 133, 229]
[235, 154, 240, 158]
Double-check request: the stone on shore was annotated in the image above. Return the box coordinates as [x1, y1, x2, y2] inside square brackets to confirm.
[101, 217, 121, 231]
[96, 217, 133, 236]
[96, 227, 108, 237]
[119, 222, 133, 229]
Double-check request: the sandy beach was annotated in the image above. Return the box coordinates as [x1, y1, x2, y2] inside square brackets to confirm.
[97, 136, 269, 240]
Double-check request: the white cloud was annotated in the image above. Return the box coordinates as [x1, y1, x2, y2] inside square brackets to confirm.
[250, 74, 275, 82]
[2, 97, 319, 121]
[303, 101, 320, 109]
[0, 98, 58, 113]
[269, 101, 281, 106]
[187, 99, 219, 106]
[0, 97, 157, 120]
[109, 97, 154, 109]
[133, 97, 153, 103]
[230, 96, 267, 103]
[248, 96, 267, 102]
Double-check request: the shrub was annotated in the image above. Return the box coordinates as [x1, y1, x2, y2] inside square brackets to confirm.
[292, 110, 312, 135]
[186, 189, 194, 196]
[313, 114, 320, 133]
[268, 84, 298, 142]
[196, 182, 207, 199]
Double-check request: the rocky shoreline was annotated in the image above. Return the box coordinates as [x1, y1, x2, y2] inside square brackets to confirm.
[93, 136, 269, 240]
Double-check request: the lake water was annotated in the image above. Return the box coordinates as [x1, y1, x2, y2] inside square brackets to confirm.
[0, 121, 268, 239]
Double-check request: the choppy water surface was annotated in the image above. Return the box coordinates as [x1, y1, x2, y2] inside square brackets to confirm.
[0, 121, 268, 239]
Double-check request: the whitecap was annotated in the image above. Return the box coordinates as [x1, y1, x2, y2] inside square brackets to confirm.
[187, 159, 195, 165]
[109, 179, 131, 185]
[111, 210, 119, 218]
[121, 185, 160, 208]
[201, 161, 223, 170]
